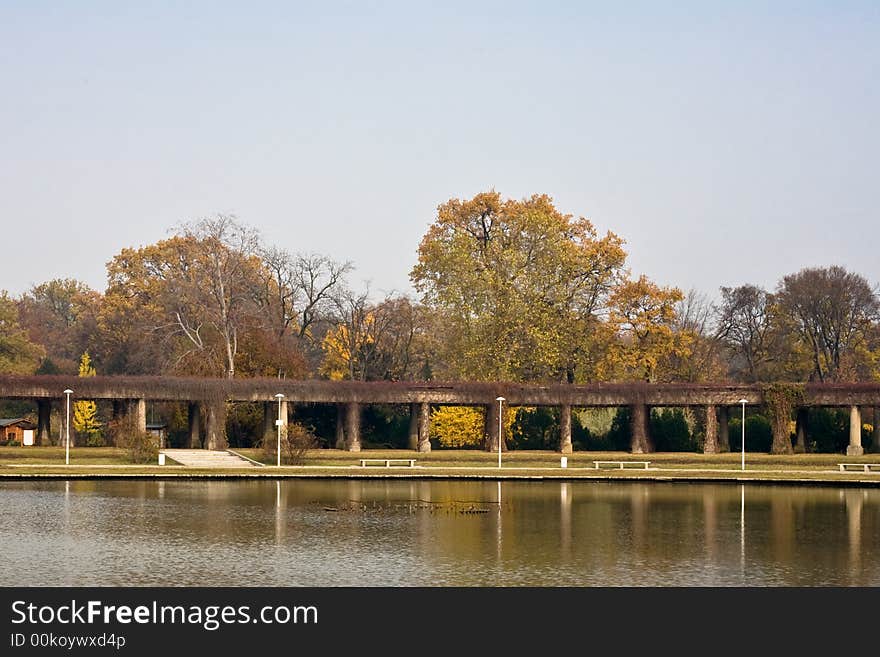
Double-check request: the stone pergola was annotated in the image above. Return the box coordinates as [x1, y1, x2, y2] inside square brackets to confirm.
[2, 376, 879, 455]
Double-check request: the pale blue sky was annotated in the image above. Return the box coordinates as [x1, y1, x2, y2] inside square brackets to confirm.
[2, 1, 878, 300]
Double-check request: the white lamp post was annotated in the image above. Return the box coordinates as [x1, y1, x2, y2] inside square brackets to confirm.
[495, 397, 505, 469]
[63, 389, 73, 465]
[275, 393, 284, 468]
[738, 398, 748, 471]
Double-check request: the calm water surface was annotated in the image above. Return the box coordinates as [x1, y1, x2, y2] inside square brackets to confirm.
[1, 480, 878, 586]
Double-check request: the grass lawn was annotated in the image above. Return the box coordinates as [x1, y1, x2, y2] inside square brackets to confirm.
[233, 447, 880, 470]
[2, 446, 879, 482]
[0, 446, 131, 465]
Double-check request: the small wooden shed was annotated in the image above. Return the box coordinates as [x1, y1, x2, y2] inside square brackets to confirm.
[1, 418, 37, 446]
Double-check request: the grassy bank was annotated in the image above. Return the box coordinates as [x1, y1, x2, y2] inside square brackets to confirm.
[1, 446, 879, 484]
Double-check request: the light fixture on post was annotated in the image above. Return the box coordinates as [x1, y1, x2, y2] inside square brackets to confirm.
[275, 393, 285, 468]
[495, 397, 505, 469]
[738, 398, 748, 471]
[63, 389, 73, 466]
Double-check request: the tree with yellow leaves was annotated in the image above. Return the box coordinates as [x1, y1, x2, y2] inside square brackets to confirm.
[73, 351, 102, 445]
[411, 191, 627, 383]
[605, 276, 689, 382]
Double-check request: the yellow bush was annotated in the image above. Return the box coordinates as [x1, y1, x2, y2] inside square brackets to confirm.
[430, 406, 485, 448]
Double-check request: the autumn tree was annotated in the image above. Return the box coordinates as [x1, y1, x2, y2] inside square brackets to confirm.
[17, 279, 101, 373]
[774, 266, 880, 382]
[320, 290, 428, 381]
[411, 191, 627, 382]
[171, 215, 263, 379]
[72, 351, 102, 445]
[102, 216, 267, 378]
[605, 275, 688, 382]
[0, 291, 44, 374]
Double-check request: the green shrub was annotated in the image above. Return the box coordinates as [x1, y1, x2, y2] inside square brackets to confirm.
[652, 408, 698, 452]
[729, 414, 772, 452]
[805, 408, 848, 453]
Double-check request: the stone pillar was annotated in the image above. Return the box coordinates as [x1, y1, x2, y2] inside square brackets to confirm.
[188, 402, 202, 448]
[703, 405, 718, 454]
[131, 398, 147, 435]
[718, 406, 730, 452]
[630, 404, 652, 454]
[794, 408, 808, 454]
[335, 404, 346, 449]
[847, 405, 864, 456]
[280, 400, 289, 427]
[344, 402, 361, 452]
[486, 402, 500, 452]
[559, 404, 573, 454]
[408, 403, 419, 450]
[262, 401, 275, 447]
[417, 402, 431, 453]
[36, 399, 51, 446]
[872, 407, 880, 454]
[204, 401, 227, 451]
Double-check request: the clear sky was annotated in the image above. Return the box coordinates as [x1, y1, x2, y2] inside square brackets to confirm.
[2, 1, 878, 300]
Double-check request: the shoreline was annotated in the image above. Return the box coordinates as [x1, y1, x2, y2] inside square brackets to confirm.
[2, 465, 880, 487]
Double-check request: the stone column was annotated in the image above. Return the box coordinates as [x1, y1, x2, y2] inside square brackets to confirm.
[262, 401, 275, 448]
[794, 408, 808, 454]
[485, 402, 500, 452]
[417, 402, 431, 453]
[204, 401, 228, 451]
[559, 404, 573, 454]
[344, 402, 361, 452]
[872, 407, 880, 454]
[131, 398, 147, 435]
[188, 402, 202, 448]
[36, 399, 51, 446]
[630, 404, 652, 454]
[408, 403, 419, 450]
[703, 405, 718, 454]
[335, 404, 346, 449]
[718, 407, 730, 452]
[847, 405, 864, 456]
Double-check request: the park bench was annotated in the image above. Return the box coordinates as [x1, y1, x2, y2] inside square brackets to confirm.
[837, 463, 880, 473]
[359, 458, 417, 468]
[593, 460, 651, 470]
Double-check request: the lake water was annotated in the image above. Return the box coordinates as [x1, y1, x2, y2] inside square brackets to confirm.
[1, 480, 878, 586]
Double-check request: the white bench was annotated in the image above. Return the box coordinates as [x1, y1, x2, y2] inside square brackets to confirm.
[838, 463, 880, 473]
[593, 460, 651, 470]
[359, 459, 417, 468]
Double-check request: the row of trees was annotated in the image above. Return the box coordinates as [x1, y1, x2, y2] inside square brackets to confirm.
[1, 191, 879, 385]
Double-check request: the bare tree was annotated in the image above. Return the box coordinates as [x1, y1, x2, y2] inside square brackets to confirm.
[171, 214, 263, 379]
[660, 289, 726, 382]
[716, 284, 781, 382]
[775, 266, 879, 382]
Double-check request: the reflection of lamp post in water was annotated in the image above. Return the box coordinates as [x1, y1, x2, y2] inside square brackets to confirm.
[740, 484, 745, 579]
[275, 393, 285, 467]
[738, 399, 748, 471]
[495, 397, 505, 469]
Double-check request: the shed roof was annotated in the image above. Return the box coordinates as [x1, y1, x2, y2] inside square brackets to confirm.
[0, 418, 36, 429]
